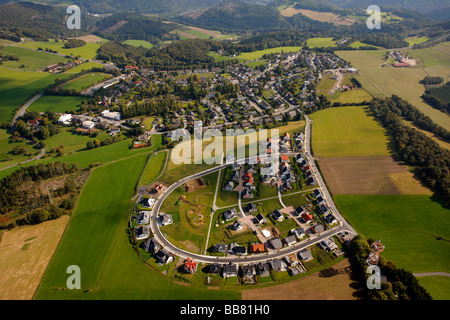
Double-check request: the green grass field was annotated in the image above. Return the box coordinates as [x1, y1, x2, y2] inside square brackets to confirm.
[306, 38, 336, 48]
[139, 151, 167, 186]
[237, 47, 303, 60]
[0, 129, 39, 169]
[67, 62, 104, 74]
[59, 73, 110, 91]
[404, 42, 450, 67]
[0, 71, 73, 122]
[19, 39, 103, 60]
[0, 135, 163, 180]
[417, 276, 450, 300]
[329, 89, 373, 104]
[348, 41, 382, 49]
[405, 36, 430, 47]
[335, 194, 450, 274]
[0, 46, 68, 72]
[43, 129, 110, 155]
[28, 95, 85, 113]
[0, 67, 48, 91]
[33, 155, 237, 300]
[122, 40, 154, 50]
[309, 106, 390, 157]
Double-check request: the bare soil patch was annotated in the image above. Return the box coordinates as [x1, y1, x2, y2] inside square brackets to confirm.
[184, 178, 206, 193]
[242, 259, 359, 300]
[319, 155, 408, 195]
[70, 35, 104, 43]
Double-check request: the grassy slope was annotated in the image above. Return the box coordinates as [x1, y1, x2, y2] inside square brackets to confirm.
[309, 106, 390, 157]
[28, 95, 85, 113]
[0, 71, 73, 122]
[334, 194, 450, 274]
[0, 46, 68, 71]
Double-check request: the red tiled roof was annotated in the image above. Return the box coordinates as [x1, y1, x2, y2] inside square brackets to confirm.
[251, 244, 265, 253]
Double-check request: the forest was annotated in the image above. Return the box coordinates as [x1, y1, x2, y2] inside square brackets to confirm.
[0, 162, 84, 229]
[422, 82, 450, 114]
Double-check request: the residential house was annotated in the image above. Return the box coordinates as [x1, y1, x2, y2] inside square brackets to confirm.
[292, 228, 305, 239]
[242, 188, 254, 199]
[250, 244, 265, 253]
[298, 248, 313, 261]
[58, 114, 73, 126]
[300, 212, 314, 224]
[223, 181, 234, 191]
[223, 263, 238, 278]
[245, 203, 258, 214]
[294, 206, 306, 216]
[269, 237, 283, 250]
[135, 225, 150, 241]
[223, 208, 237, 221]
[270, 259, 286, 272]
[320, 238, 338, 252]
[143, 237, 160, 254]
[209, 264, 221, 274]
[231, 220, 243, 232]
[241, 265, 256, 277]
[158, 213, 173, 227]
[271, 209, 284, 222]
[256, 263, 270, 277]
[284, 235, 297, 246]
[325, 214, 337, 225]
[155, 249, 174, 264]
[136, 211, 150, 224]
[255, 213, 266, 225]
[311, 224, 324, 234]
[213, 243, 226, 253]
[183, 258, 198, 273]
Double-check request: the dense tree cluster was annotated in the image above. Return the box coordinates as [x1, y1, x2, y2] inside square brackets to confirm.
[370, 97, 450, 204]
[0, 162, 80, 216]
[64, 39, 86, 49]
[420, 76, 444, 85]
[351, 234, 432, 300]
[92, 13, 178, 44]
[422, 82, 450, 114]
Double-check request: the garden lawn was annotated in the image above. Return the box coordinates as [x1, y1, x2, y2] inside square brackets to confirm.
[309, 106, 390, 157]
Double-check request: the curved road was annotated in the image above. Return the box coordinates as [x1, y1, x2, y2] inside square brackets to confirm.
[148, 114, 357, 265]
